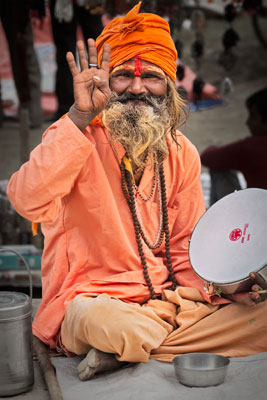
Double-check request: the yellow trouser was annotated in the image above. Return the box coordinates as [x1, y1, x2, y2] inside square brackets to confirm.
[61, 287, 267, 363]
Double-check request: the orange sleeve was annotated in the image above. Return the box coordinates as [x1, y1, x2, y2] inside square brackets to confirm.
[7, 117, 94, 223]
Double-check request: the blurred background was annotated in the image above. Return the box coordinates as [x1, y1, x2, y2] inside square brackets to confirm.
[0, 0, 267, 294]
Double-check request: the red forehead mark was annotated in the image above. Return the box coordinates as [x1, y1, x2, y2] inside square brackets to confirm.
[135, 57, 142, 77]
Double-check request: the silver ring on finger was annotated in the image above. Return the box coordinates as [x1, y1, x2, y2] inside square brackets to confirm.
[89, 64, 98, 68]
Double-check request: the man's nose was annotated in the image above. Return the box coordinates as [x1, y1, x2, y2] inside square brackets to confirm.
[127, 76, 147, 95]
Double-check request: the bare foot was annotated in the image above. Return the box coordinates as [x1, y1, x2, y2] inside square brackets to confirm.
[77, 348, 128, 381]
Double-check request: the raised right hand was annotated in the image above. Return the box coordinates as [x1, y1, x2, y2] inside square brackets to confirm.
[66, 38, 111, 131]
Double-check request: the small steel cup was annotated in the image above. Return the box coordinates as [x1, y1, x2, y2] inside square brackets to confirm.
[173, 353, 230, 387]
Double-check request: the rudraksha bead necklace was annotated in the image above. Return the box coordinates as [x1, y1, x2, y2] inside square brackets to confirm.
[121, 158, 163, 250]
[120, 153, 178, 299]
[134, 181, 164, 249]
[133, 172, 157, 202]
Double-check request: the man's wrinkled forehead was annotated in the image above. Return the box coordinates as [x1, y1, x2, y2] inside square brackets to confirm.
[111, 57, 166, 77]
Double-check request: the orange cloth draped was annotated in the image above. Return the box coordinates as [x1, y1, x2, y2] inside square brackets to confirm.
[96, 2, 177, 81]
[61, 288, 267, 361]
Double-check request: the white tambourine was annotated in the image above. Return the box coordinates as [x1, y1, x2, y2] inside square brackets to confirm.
[189, 188, 267, 294]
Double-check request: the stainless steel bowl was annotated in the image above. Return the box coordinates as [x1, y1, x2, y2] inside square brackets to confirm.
[173, 353, 230, 387]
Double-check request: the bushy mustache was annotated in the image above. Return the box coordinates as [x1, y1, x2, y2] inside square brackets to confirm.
[107, 92, 165, 110]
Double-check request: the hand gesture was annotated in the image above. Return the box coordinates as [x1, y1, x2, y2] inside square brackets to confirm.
[224, 272, 267, 306]
[66, 38, 111, 131]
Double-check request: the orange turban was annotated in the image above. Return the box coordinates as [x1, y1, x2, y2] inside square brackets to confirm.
[96, 2, 177, 81]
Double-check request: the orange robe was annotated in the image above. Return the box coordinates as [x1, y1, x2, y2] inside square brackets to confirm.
[7, 116, 228, 348]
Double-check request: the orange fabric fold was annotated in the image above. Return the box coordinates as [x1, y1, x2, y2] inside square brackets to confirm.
[32, 222, 38, 236]
[61, 113, 103, 127]
[61, 288, 267, 362]
[96, 2, 177, 81]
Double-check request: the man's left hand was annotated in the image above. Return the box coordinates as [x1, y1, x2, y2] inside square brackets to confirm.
[224, 272, 267, 306]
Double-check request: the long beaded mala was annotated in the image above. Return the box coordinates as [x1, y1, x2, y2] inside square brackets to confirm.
[120, 153, 178, 299]
[134, 175, 163, 249]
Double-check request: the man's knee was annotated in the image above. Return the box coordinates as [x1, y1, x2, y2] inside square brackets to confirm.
[62, 295, 167, 362]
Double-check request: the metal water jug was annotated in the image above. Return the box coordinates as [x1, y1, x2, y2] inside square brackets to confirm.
[0, 248, 34, 397]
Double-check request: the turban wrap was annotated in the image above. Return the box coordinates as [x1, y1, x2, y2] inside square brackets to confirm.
[96, 2, 177, 81]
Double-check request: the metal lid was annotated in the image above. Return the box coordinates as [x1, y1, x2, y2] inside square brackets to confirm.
[0, 291, 32, 321]
[189, 188, 267, 285]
